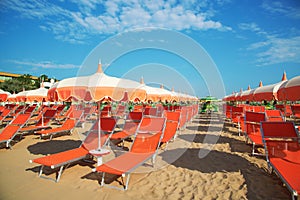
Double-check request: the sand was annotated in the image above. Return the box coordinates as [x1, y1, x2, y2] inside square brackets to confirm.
[0, 113, 292, 200]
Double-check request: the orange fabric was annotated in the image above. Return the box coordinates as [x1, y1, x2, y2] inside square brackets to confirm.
[139, 117, 165, 133]
[161, 121, 178, 143]
[82, 132, 108, 151]
[269, 157, 300, 194]
[32, 147, 89, 167]
[95, 152, 153, 175]
[0, 125, 20, 141]
[261, 122, 297, 138]
[245, 111, 266, 145]
[110, 121, 139, 140]
[10, 113, 31, 125]
[35, 119, 76, 135]
[265, 110, 283, 121]
[131, 133, 162, 153]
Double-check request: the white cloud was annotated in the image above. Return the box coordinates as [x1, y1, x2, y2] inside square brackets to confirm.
[254, 36, 300, 66]
[10, 60, 80, 69]
[238, 22, 300, 66]
[1, 0, 231, 43]
[261, 1, 300, 19]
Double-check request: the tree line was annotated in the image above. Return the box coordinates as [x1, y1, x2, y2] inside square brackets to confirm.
[0, 74, 57, 94]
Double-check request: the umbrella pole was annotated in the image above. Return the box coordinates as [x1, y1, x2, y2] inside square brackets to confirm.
[98, 101, 101, 150]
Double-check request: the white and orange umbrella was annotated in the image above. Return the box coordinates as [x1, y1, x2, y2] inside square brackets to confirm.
[15, 90, 28, 102]
[26, 87, 48, 102]
[48, 62, 147, 102]
[252, 72, 287, 102]
[277, 75, 300, 101]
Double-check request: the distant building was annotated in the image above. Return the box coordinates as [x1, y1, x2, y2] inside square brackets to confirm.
[0, 71, 55, 89]
[0, 71, 38, 83]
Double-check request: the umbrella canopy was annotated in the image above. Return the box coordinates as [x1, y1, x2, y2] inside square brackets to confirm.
[142, 85, 172, 103]
[15, 90, 29, 102]
[240, 89, 254, 102]
[48, 62, 147, 102]
[0, 89, 11, 101]
[252, 81, 287, 101]
[252, 72, 287, 101]
[26, 87, 48, 102]
[200, 96, 218, 101]
[7, 93, 17, 102]
[277, 75, 300, 101]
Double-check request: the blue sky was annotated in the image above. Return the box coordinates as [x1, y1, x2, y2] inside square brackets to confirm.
[0, 0, 299, 98]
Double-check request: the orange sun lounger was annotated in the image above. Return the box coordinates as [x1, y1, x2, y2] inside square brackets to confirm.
[265, 110, 284, 122]
[261, 121, 300, 200]
[20, 109, 57, 133]
[29, 117, 118, 182]
[244, 111, 266, 155]
[0, 113, 32, 149]
[161, 111, 180, 149]
[93, 116, 166, 190]
[34, 119, 77, 140]
[110, 111, 143, 144]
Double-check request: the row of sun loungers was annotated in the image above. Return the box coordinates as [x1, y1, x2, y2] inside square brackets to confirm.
[225, 104, 300, 199]
[27, 104, 197, 190]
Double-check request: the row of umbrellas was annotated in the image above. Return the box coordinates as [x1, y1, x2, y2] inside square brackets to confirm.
[223, 72, 300, 102]
[0, 62, 198, 103]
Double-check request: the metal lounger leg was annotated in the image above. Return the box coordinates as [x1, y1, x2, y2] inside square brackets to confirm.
[252, 143, 256, 156]
[38, 166, 44, 177]
[101, 172, 105, 186]
[124, 174, 131, 190]
[56, 166, 64, 182]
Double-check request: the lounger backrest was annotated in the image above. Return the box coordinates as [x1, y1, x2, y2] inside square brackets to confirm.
[265, 110, 283, 122]
[133, 105, 144, 112]
[0, 109, 10, 117]
[127, 111, 143, 122]
[130, 132, 163, 153]
[0, 125, 21, 140]
[245, 111, 265, 123]
[61, 119, 76, 129]
[69, 110, 84, 120]
[165, 111, 181, 123]
[261, 121, 298, 138]
[252, 106, 265, 112]
[90, 117, 118, 133]
[23, 105, 37, 114]
[82, 131, 108, 151]
[10, 113, 31, 125]
[178, 107, 187, 129]
[231, 106, 244, 121]
[291, 104, 300, 117]
[35, 109, 57, 126]
[143, 107, 158, 116]
[138, 117, 166, 133]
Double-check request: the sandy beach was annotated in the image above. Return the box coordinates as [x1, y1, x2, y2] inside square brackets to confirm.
[0, 113, 291, 200]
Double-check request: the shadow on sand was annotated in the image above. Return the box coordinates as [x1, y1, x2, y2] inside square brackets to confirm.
[160, 148, 290, 199]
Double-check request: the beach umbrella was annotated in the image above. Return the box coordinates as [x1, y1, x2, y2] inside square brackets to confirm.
[15, 90, 29, 102]
[240, 85, 253, 102]
[0, 89, 11, 101]
[48, 61, 147, 152]
[252, 73, 287, 102]
[139, 78, 172, 103]
[26, 87, 48, 102]
[48, 62, 147, 102]
[7, 93, 17, 102]
[200, 96, 218, 102]
[277, 75, 300, 101]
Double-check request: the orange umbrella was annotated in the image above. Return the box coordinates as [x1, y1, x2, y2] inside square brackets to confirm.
[277, 75, 300, 101]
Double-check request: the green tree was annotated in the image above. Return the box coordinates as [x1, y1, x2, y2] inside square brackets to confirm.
[0, 74, 37, 93]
